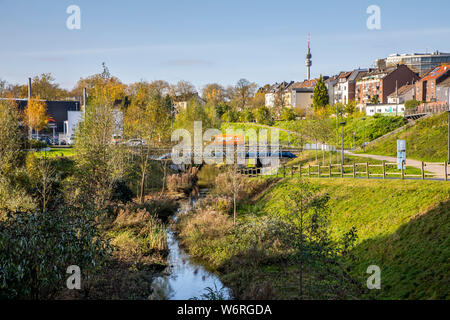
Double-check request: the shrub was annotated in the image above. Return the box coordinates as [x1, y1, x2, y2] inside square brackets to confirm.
[0, 207, 111, 299]
[166, 167, 199, 195]
[28, 139, 47, 150]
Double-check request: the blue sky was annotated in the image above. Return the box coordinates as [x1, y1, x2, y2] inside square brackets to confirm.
[1, 0, 450, 91]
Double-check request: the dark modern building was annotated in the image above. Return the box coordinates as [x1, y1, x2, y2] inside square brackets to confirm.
[0, 98, 81, 134]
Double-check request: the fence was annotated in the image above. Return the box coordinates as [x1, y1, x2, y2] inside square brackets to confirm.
[238, 161, 450, 181]
[404, 102, 449, 117]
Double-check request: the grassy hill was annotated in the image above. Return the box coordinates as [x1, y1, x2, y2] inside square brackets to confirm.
[249, 178, 450, 299]
[221, 115, 406, 148]
[363, 112, 448, 162]
[179, 175, 450, 299]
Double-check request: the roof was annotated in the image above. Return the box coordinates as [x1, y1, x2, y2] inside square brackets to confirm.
[292, 79, 318, 89]
[420, 65, 450, 82]
[387, 84, 415, 98]
[437, 77, 450, 87]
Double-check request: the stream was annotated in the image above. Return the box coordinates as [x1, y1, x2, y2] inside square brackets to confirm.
[150, 192, 231, 300]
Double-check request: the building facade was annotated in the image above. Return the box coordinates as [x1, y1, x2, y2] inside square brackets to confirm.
[415, 65, 450, 102]
[382, 51, 450, 76]
[355, 64, 419, 105]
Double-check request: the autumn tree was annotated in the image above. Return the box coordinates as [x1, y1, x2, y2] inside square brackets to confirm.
[71, 63, 126, 107]
[24, 95, 48, 139]
[171, 80, 197, 101]
[73, 103, 127, 210]
[202, 83, 226, 104]
[312, 75, 329, 112]
[231, 79, 257, 111]
[124, 82, 172, 203]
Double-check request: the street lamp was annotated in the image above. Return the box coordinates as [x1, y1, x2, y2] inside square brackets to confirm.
[352, 131, 356, 151]
[447, 110, 450, 164]
[336, 104, 339, 163]
[362, 117, 366, 153]
[340, 121, 346, 164]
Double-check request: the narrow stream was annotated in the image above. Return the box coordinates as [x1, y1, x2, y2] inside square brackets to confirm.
[150, 193, 231, 300]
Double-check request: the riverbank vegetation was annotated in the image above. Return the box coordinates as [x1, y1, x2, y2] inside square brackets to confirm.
[0, 88, 179, 299]
[177, 175, 450, 300]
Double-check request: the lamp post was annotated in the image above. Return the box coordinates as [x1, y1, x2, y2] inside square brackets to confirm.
[340, 121, 346, 164]
[336, 104, 339, 163]
[362, 117, 366, 153]
[353, 131, 356, 151]
[447, 110, 450, 164]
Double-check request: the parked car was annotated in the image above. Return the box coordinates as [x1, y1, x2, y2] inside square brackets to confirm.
[127, 139, 146, 147]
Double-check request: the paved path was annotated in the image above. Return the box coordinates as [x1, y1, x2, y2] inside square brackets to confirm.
[345, 151, 446, 179]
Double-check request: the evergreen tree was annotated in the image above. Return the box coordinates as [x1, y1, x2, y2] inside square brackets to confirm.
[312, 75, 329, 112]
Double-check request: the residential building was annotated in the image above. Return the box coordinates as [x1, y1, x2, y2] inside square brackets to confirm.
[355, 64, 420, 105]
[173, 92, 205, 111]
[436, 77, 450, 105]
[381, 51, 450, 76]
[264, 81, 294, 108]
[333, 69, 367, 105]
[415, 65, 450, 102]
[290, 79, 319, 112]
[325, 75, 338, 106]
[387, 83, 416, 104]
[366, 104, 405, 116]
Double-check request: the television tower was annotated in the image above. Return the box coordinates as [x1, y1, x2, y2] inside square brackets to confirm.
[305, 33, 312, 81]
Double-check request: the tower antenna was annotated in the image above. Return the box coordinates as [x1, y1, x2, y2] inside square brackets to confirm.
[305, 33, 312, 81]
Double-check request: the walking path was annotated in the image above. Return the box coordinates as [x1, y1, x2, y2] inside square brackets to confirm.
[345, 151, 446, 179]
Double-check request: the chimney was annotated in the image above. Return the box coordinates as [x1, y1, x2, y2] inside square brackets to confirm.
[28, 77, 32, 100]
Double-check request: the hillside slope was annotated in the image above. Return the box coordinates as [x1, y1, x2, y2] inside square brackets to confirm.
[363, 112, 448, 162]
[253, 178, 450, 299]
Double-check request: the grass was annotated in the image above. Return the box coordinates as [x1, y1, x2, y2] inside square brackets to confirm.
[248, 178, 450, 299]
[221, 115, 406, 148]
[362, 112, 449, 162]
[34, 147, 76, 158]
[177, 176, 450, 300]
[284, 150, 429, 177]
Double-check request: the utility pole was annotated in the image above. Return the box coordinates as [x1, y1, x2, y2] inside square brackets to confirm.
[362, 117, 366, 153]
[340, 122, 346, 164]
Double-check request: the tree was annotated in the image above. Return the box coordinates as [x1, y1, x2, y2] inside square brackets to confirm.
[31, 73, 68, 100]
[202, 83, 226, 104]
[0, 100, 24, 176]
[171, 80, 197, 101]
[240, 108, 255, 122]
[370, 94, 379, 105]
[405, 99, 422, 110]
[73, 104, 126, 210]
[71, 63, 126, 106]
[125, 83, 172, 203]
[252, 90, 266, 109]
[312, 75, 329, 112]
[256, 105, 273, 125]
[280, 107, 296, 121]
[24, 95, 48, 139]
[231, 79, 257, 111]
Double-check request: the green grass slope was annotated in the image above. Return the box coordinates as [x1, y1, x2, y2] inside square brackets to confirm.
[363, 112, 448, 162]
[252, 178, 450, 299]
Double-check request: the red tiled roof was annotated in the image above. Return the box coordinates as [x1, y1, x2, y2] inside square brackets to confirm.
[420, 65, 450, 81]
[292, 79, 318, 89]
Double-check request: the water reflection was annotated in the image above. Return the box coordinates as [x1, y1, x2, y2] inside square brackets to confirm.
[150, 201, 230, 300]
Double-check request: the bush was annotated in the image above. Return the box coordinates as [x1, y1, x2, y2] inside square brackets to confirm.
[0, 208, 111, 299]
[404, 99, 422, 110]
[166, 167, 199, 195]
[28, 139, 47, 150]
